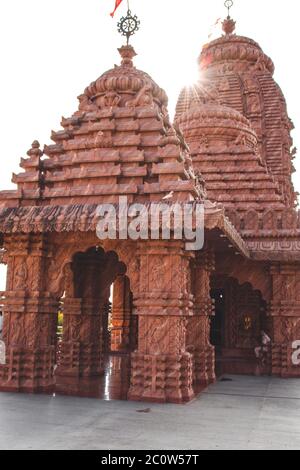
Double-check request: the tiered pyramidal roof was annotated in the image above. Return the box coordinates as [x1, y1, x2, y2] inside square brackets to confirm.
[176, 96, 285, 213]
[0, 46, 205, 209]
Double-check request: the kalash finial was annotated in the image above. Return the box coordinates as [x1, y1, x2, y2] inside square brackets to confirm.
[118, 44, 137, 67]
[222, 0, 236, 35]
[117, 1, 140, 46]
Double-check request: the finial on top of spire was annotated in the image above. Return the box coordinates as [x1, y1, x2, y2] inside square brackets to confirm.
[117, 6, 140, 45]
[27, 140, 42, 158]
[222, 0, 236, 35]
[118, 44, 137, 67]
[225, 0, 233, 17]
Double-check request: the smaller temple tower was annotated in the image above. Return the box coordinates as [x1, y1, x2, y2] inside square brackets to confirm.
[176, 3, 297, 208]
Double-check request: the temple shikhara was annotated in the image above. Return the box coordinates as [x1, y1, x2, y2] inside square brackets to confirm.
[0, 4, 299, 404]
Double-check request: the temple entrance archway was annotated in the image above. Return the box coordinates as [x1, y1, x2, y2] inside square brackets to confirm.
[210, 275, 269, 376]
[55, 246, 137, 400]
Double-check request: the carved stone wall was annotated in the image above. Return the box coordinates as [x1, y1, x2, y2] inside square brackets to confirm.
[269, 263, 300, 378]
[0, 234, 59, 393]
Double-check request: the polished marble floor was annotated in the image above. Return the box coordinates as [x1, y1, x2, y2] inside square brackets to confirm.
[1, 375, 300, 450]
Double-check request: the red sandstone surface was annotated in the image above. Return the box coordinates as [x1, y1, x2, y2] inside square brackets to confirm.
[0, 17, 299, 403]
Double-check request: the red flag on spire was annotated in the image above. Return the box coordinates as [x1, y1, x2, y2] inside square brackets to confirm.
[110, 0, 124, 17]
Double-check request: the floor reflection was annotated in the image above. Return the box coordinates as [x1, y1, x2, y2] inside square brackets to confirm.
[102, 353, 131, 400]
[56, 353, 131, 401]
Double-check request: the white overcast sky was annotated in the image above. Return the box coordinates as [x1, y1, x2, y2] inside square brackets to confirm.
[0, 0, 299, 289]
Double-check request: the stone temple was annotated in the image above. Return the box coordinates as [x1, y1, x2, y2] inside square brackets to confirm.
[0, 12, 299, 404]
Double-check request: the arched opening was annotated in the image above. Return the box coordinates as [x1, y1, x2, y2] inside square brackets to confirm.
[210, 275, 268, 376]
[55, 246, 137, 400]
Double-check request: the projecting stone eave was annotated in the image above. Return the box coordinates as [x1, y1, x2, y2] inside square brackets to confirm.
[205, 207, 250, 259]
[0, 201, 250, 258]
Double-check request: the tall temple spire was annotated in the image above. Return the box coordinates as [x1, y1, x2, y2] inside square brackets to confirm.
[222, 0, 236, 35]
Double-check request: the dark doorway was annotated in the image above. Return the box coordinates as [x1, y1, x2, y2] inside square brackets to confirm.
[210, 276, 269, 377]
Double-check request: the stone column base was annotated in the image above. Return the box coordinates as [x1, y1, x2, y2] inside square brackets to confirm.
[56, 341, 104, 383]
[0, 347, 55, 393]
[271, 343, 300, 378]
[193, 345, 216, 389]
[128, 352, 195, 404]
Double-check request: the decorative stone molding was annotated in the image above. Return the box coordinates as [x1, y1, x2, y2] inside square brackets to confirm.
[199, 35, 274, 75]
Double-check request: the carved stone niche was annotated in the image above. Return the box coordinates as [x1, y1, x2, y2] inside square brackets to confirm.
[245, 93, 262, 116]
[262, 211, 279, 232]
[281, 209, 298, 231]
[243, 210, 260, 232]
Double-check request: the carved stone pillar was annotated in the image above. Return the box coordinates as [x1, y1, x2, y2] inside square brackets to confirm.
[55, 297, 105, 391]
[128, 241, 194, 404]
[111, 275, 132, 352]
[269, 263, 300, 378]
[0, 234, 59, 393]
[187, 249, 216, 389]
[102, 299, 112, 353]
